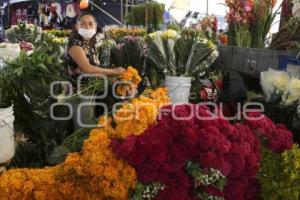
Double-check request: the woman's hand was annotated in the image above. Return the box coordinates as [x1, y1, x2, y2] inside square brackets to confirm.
[113, 67, 126, 76]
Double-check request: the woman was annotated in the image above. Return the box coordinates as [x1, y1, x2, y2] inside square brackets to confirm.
[66, 13, 125, 129]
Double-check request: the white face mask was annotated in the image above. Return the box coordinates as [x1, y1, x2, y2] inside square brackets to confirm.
[78, 28, 96, 40]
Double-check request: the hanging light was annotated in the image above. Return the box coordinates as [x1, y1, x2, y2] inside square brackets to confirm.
[80, 0, 89, 9]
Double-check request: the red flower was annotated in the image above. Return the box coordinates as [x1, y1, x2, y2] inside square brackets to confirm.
[112, 104, 292, 199]
[199, 89, 208, 100]
[214, 79, 223, 90]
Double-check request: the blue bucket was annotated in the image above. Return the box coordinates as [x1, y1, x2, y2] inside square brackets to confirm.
[279, 54, 300, 71]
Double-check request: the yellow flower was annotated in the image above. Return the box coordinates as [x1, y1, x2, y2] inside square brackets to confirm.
[0, 88, 170, 200]
[162, 29, 179, 40]
[116, 66, 142, 96]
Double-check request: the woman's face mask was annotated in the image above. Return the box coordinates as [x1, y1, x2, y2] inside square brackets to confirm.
[78, 28, 96, 40]
[77, 15, 97, 40]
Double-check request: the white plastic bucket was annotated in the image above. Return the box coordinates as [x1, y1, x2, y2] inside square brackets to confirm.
[0, 105, 15, 165]
[165, 76, 192, 104]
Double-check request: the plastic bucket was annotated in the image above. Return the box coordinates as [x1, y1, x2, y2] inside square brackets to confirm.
[0, 105, 13, 114]
[165, 76, 192, 104]
[0, 105, 15, 165]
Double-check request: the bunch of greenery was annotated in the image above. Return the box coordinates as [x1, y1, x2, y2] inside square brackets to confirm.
[5, 23, 39, 43]
[127, 2, 165, 29]
[259, 145, 300, 200]
[145, 30, 219, 77]
[0, 31, 73, 167]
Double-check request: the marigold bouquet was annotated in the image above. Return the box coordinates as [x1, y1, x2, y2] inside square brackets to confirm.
[116, 66, 142, 97]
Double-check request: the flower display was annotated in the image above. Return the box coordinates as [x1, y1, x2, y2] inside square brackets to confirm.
[110, 87, 171, 139]
[197, 15, 218, 40]
[261, 69, 300, 106]
[145, 30, 218, 76]
[245, 112, 293, 153]
[116, 66, 142, 97]
[225, 0, 254, 25]
[112, 104, 264, 200]
[106, 28, 146, 42]
[44, 29, 71, 38]
[259, 145, 300, 200]
[0, 84, 296, 199]
[226, 0, 279, 47]
[52, 37, 67, 45]
[0, 88, 171, 200]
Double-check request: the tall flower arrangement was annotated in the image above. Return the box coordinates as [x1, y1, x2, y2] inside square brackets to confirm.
[225, 0, 253, 47]
[251, 0, 279, 48]
[225, 0, 279, 48]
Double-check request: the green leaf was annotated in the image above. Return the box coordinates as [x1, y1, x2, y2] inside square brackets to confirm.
[37, 63, 50, 73]
[14, 66, 25, 76]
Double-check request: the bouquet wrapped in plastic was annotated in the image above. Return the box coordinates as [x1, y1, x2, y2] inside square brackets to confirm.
[260, 69, 290, 102]
[0, 43, 21, 62]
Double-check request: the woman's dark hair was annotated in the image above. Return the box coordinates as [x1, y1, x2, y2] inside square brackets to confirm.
[69, 12, 99, 49]
[77, 12, 97, 23]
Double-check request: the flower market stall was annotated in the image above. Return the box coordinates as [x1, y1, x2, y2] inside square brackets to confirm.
[0, 0, 300, 199]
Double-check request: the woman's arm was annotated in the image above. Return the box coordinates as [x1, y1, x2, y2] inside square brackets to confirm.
[68, 45, 125, 76]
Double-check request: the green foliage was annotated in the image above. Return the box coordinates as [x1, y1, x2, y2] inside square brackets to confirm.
[0, 31, 73, 168]
[62, 127, 93, 153]
[145, 30, 219, 77]
[5, 23, 39, 43]
[186, 161, 226, 191]
[127, 2, 165, 29]
[181, 28, 202, 40]
[98, 39, 116, 68]
[259, 145, 300, 200]
[251, 0, 280, 48]
[175, 36, 218, 76]
[130, 182, 165, 200]
[111, 36, 146, 75]
[167, 24, 181, 32]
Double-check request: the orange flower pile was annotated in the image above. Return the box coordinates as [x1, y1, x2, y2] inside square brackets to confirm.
[0, 88, 170, 200]
[116, 66, 142, 97]
[104, 87, 170, 139]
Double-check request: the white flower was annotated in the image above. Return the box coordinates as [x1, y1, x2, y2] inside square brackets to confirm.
[282, 78, 300, 105]
[260, 69, 289, 102]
